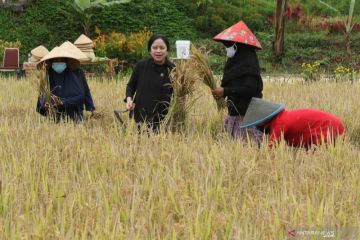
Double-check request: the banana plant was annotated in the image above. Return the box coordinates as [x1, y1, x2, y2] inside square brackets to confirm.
[65, 0, 131, 36]
[74, 0, 131, 11]
[345, 0, 356, 34]
[196, 0, 213, 6]
[318, 0, 340, 13]
[344, 0, 356, 82]
[318, 0, 356, 35]
[318, 0, 356, 69]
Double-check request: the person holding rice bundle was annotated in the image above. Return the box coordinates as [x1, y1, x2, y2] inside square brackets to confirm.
[125, 34, 175, 132]
[36, 45, 96, 122]
[240, 98, 345, 149]
[211, 21, 264, 144]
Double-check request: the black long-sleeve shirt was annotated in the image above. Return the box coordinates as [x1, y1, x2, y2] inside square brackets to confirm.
[36, 68, 95, 121]
[125, 57, 174, 123]
[221, 44, 263, 116]
[222, 74, 263, 116]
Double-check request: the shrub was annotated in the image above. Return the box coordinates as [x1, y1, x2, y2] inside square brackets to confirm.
[209, 15, 227, 36]
[333, 65, 355, 82]
[93, 27, 152, 67]
[0, 0, 197, 63]
[182, 0, 275, 37]
[300, 61, 321, 81]
[92, 0, 197, 41]
[195, 16, 209, 33]
[0, 0, 82, 63]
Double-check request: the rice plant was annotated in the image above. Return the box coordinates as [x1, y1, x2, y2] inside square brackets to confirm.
[164, 59, 200, 131]
[34, 64, 56, 119]
[0, 76, 360, 239]
[190, 46, 227, 111]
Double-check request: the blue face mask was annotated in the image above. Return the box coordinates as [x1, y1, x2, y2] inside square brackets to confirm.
[52, 62, 67, 74]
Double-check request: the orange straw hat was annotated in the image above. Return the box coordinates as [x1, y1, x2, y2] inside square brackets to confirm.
[37, 46, 81, 70]
[213, 20, 262, 49]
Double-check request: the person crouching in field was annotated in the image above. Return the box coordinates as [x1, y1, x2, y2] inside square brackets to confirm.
[125, 35, 175, 133]
[36, 46, 96, 122]
[240, 98, 345, 149]
[211, 21, 264, 145]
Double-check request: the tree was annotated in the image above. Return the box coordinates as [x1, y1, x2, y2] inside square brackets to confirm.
[64, 0, 131, 36]
[273, 0, 286, 61]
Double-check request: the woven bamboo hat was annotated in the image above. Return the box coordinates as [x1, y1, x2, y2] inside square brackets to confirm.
[30, 45, 49, 61]
[60, 41, 90, 62]
[75, 43, 94, 48]
[74, 34, 93, 45]
[240, 98, 285, 129]
[37, 46, 81, 70]
[74, 34, 95, 59]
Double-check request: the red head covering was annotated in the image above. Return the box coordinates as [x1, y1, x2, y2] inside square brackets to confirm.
[213, 21, 262, 49]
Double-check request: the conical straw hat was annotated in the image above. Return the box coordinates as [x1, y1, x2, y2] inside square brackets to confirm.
[30, 55, 41, 63]
[81, 49, 95, 53]
[31, 45, 49, 59]
[60, 41, 90, 61]
[74, 34, 93, 45]
[37, 46, 81, 70]
[84, 51, 96, 59]
[240, 98, 285, 128]
[77, 46, 94, 50]
[75, 42, 94, 47]
[213, 20, 262, 49]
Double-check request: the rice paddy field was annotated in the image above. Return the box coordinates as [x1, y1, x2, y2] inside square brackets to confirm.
[1, 75, 360, 239]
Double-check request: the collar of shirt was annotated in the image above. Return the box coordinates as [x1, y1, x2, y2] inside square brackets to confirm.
[149, 57, 173, 68]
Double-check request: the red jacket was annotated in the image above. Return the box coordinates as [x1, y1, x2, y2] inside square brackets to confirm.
[267, 109, 345, 148]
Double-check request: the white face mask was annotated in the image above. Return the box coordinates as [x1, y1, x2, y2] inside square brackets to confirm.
[225, 44, 237, 58]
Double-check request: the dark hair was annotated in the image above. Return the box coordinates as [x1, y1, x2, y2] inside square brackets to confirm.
[147, 34, 170, 51]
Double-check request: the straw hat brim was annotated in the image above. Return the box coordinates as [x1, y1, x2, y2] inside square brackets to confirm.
[240, 98, 285, 128]
[81, 49, 95, 53]
[75, 43, 94, 46]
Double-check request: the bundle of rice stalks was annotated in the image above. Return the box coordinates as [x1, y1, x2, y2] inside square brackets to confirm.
[164, 60, 200, 131]
[191, 46, 226, 110]
[37, 64, 51, 102]
[36, 64, 56, 118]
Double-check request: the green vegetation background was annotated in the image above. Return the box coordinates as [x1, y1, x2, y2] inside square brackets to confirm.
[0, 0, 359, 73]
